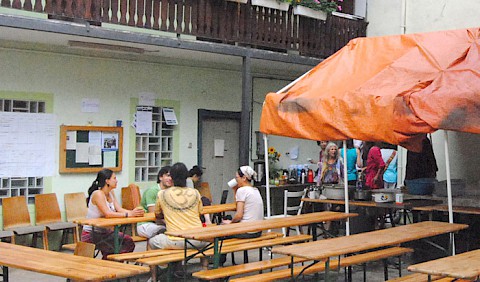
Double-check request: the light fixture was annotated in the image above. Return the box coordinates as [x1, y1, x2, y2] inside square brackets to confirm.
[68, 40, 145, 54]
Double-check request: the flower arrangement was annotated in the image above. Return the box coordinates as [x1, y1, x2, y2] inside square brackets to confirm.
[268, 146, 281, 179]
[281, 0, 340, 13]
[268, 146, 281, 163]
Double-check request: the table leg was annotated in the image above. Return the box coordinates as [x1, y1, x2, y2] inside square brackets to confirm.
[2, 266, 8, 282]
[311, 223, 317, 241]
[113, 225, 120, 254]
[213, 238, 220, 269]
[290, 256, 294, 281]
[324, 258, 331, 282]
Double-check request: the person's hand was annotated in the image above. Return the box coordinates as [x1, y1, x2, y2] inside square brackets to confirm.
[221, 219, 232, 225]
[130, 208, 145, 217]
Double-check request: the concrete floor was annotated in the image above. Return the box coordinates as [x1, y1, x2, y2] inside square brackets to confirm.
[4, 237, 415, 282]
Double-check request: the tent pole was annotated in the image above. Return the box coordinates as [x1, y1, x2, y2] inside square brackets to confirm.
[276, 69, 312, 94]
[444, 131, 455, 255]
[342, 141, 350, 236]
[263, 134, 271, 218]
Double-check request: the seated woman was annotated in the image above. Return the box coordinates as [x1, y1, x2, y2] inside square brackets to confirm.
[81, 168, 144, 259]
[222, 166, 264, 238]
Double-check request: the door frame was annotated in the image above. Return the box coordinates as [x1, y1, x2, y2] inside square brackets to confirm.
[197, 109, 241, 169]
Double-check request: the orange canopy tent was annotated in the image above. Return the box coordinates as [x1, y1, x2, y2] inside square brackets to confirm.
[260, 28, 480, 152]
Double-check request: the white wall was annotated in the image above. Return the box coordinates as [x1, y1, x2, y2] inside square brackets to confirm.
[366, 0, 480, 186]
[0, 47, 320, 214]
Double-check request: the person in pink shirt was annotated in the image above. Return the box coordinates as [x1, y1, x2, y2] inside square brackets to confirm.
[364, 142, 385, 189]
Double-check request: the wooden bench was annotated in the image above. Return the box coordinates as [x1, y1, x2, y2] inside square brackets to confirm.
[229, 247, 413, 282]
[193, 256, 310, 280]
[136, 234, 312, 266]
[107, 232, 283, 262]
[387, 273, 473, 282]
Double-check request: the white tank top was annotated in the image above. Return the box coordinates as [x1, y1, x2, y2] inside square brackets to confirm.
[83, 191, 116, 233]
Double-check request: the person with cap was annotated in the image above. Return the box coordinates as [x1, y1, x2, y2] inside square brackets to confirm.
[222, 165, 264, 238]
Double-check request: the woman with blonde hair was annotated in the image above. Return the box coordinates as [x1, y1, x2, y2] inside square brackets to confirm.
[318, 142, 344, 185]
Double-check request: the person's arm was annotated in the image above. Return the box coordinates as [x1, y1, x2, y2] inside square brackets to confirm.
[372, 148, 386, 182]
[356, 148, 363, 168]
[91, 191, 141, 218]
[228, 201, 245, 224]
[154, 191, 165, 224]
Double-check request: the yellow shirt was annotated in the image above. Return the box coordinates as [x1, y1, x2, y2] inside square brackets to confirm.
[155, 186, 203, 240]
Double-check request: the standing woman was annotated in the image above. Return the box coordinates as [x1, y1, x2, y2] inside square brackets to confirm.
[82, 169, 144, 259]
[318, 142, 344, 185]
[364, 142, 385, 189]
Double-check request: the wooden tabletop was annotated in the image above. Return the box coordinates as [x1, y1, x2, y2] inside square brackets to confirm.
[408, 249, 480, 279]
[74, 213, 156, 227]
[273, 221, 468, 260]
[74, 203, 236, 227]
[165, 211, 357, 241]
[303, 198, 443, 210]
[202, 203, 236, 214]
[0, 242, 149, 281]
[303, 198, 377, 207]
[413, 205, 480, 215]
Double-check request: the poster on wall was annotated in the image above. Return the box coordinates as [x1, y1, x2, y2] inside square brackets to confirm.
[0, 112, 56, 177]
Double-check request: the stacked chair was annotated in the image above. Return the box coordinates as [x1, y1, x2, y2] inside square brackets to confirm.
[2, 196, 47, 249]
[35, 193, 78, 250]
[63, 192, 88, 251]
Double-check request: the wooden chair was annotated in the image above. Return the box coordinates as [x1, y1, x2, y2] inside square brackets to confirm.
[74, 241, 95, 258]
[2, 196, 47, 249]
[35, 193, 77, 250]
[63, 192, 88, 251]
[0, 230, 14, 243]
[198, 182, 213, 202]
[121, 184, 147, 243]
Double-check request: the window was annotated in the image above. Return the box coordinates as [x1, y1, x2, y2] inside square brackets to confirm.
[134, 106, 174, 182]
[0, 99, 45, 204]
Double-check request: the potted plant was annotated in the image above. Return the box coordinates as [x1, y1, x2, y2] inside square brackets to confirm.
[251, 0, 290, 11]
[282, 0, 339, 20]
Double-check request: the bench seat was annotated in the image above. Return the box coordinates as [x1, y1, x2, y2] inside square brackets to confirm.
[107, 232, 283, 262]
[388, 274, 472, 282]
[136, 234, 312, 266]
[229, 247, 413, 282]
[193, 256, 309, 280]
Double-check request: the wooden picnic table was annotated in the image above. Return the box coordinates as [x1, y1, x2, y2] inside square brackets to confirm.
[408, 248, 480, 280]
[0, 242, 149, 281]
[273, 221, 468, 281]
[413, 205, 480, 215]
[166, 211, 358, 268]
[73, 203, 236, 254]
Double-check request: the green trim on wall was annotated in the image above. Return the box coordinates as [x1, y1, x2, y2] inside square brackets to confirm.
[129, 98, 180, 189]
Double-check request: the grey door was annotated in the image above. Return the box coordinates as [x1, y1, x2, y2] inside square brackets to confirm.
[199, 110, 240, 205]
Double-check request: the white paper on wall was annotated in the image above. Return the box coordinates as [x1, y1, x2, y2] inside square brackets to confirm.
[81, 98, 99, 113]
[214, 139, 225, 157]
[0, 112, 56, 177]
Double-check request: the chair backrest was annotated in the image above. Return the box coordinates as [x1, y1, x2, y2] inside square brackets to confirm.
[121, 184, 141, 210]
[2, 196, 32, 230]
[35, 193, 62, 225]
[283, 189, 308, 216]
[74, 241, 96, 257]
[198, 182, 213, 202]
[220, 190, 229, 204]
[64, 192, 88, 222]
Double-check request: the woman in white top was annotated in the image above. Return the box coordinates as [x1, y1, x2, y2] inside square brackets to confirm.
[81, 168, 144, 259]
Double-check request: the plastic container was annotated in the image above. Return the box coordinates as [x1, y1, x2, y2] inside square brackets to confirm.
[434, 179, 466, 197]
[405, 178, 437, 195]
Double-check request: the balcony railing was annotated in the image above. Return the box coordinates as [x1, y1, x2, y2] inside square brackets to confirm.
[1, 0, 367, 58]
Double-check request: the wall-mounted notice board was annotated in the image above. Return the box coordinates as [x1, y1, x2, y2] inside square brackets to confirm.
[59, 125, 123, 173]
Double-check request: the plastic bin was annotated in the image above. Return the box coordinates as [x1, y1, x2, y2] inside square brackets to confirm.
[434, 179, 466, 197]
[405, 178, 437, 195]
